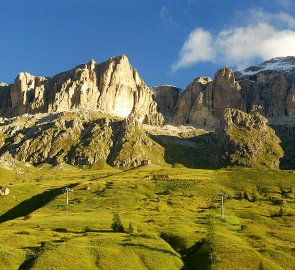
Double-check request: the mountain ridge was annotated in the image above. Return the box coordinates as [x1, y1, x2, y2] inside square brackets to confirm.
[0, 55, 295, 169]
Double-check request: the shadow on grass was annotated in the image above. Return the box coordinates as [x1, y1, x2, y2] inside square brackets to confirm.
[180, 240, 211, 270]
[0, 183, 78, 224]
[18, 246, 41, 270]
[120, 242, 179, 257]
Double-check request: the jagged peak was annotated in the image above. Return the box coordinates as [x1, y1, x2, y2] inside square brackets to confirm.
[213, 67, 236, 85]
[87, 59, 97, 70]
[109, 54, 130, 64]
[192, 76, 212, 85]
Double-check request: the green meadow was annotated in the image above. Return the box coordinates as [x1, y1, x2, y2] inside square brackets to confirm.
[0, 165, 294, 269]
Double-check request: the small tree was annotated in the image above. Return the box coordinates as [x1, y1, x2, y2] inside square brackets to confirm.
[128, 222, 134, 234]
[111, 213, 125, 232]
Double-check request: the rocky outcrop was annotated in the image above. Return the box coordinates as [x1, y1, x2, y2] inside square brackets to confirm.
[0, 56, 164, 126]
[219, 109, 284, 169]
[153, 85, 181, 122]
[0, 187, 10, 196]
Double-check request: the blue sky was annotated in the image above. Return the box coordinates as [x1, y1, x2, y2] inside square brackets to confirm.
[1, 0, 295, 88]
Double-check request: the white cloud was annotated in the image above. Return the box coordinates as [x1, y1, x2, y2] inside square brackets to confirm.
[172, 28, 215, 71]
[172, 10, 295, 71]
[216, 23, 295, 69]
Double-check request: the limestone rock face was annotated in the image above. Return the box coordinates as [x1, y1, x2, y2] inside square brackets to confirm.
[0, 84, 12, 115]
[172, 69, 244, 126]
[0, 56, 164, 125]
[172, 77, 214, 125]
[219, 108, 284, 169]
[153, 85, 181, 122]
[212, 68, 243, 119]
[11, 73, 49, 115]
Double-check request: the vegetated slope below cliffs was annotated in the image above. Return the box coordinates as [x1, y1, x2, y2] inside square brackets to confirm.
[0, 110, 224, 169]
[219, 108, 284, 169]
[0, 111, 166, 167]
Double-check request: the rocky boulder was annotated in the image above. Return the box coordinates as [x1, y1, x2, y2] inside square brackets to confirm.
[219, 108, 284, 169]
[0, 187, 10, 196]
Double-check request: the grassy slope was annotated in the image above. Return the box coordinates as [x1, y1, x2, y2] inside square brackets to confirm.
[0, 166, 295, 269]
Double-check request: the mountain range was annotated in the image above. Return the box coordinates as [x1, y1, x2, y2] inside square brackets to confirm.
[0, 55, 294, 169]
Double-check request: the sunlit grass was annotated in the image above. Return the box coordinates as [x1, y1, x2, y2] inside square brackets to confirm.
[0, 165, 294, 269]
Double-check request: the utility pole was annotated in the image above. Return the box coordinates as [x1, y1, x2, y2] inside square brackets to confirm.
[219, 192, 227, 218]
[64, 187, 71, 205]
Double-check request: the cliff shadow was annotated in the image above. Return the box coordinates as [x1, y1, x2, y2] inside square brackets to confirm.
[150, 133, 221, 169]
[271, 125, 295, 170]
[0, 183, 78, 223]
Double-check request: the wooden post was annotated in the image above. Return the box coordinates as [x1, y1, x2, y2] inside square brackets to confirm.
[219, 192, 227, 218]
[66, 189, 69, 205]
[64, 187, 71, 205]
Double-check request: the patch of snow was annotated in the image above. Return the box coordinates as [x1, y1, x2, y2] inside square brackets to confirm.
[238, 56, 295, 76]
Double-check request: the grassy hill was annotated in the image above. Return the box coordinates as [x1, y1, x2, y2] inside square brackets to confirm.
[0, 165, 294, 269]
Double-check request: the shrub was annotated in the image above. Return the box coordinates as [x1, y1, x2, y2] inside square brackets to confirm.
[279, 186, 293, 198]
[128, 222, 134, 234]
[84, 226, 95, 232]
[53, 227, 68, 232]
[240, 224, 247, 231]
[24, 215, 32, 220]
[111, 213, 125, 232]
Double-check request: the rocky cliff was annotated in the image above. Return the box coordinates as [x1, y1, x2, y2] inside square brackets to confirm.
[153, 85, 181, 122]
[0, 56, 164, 126]
[172, 57, 295, 127]
[2, 55, 295, 128]
[219, 109, 284, 169]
